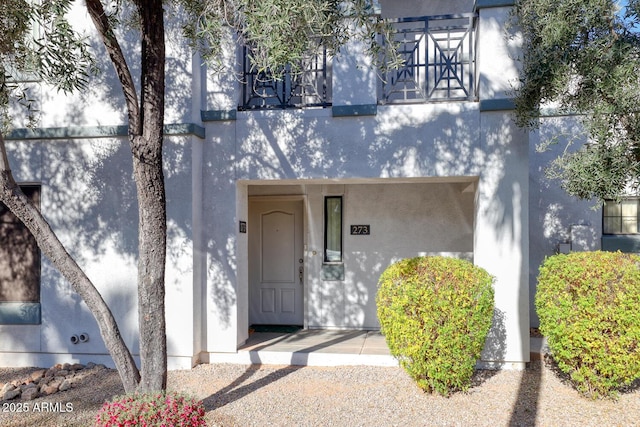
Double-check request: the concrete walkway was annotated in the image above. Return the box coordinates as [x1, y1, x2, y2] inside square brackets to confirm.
[207, 329, 549, 368]
[208, 329, 398, 367]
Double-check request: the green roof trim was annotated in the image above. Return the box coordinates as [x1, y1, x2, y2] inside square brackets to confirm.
[474, 0, 515, 9]
[201, 109, 237, 121]
[332, 104, 377, 117]
[6, 123, 205, 140]
[479, 98, 516, 111]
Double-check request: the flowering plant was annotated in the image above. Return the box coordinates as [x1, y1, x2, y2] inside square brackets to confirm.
[95, 391, 207, 426]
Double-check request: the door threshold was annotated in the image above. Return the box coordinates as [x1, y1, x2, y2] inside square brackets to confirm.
[249, 324, 303, 333]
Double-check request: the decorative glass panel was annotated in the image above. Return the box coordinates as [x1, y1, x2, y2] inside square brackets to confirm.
[324, 196, 342, 263]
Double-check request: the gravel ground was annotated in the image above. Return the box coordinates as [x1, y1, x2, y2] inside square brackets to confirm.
[1, 361, 639, 427]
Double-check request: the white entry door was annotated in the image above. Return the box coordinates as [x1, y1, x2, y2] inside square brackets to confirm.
[249, 199, 304, 325]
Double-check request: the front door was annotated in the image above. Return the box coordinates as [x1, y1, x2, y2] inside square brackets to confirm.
[249, 199, 304, 325]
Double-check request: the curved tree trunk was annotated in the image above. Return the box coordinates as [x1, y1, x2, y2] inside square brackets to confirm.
[0, 134, 141, 393]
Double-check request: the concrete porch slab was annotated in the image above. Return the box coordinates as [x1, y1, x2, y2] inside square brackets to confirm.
[206, 329, 549, 368]
[207, 330, 399, 367]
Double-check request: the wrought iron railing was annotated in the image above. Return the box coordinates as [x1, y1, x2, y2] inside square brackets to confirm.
[239, 45, 332, 110]
[380, 13, 478, 104]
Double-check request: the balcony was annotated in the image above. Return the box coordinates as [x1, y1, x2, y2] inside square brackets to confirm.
[238, 13, 477, 110]
[239, 45, 332, 110]
[380, 13, 477, 104]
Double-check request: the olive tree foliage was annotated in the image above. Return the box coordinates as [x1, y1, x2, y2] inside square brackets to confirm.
[179, 0, 402, 72]
[0, 0, 399, 393]
[512, 0, 640, 201]
[0, 0, 93, 128]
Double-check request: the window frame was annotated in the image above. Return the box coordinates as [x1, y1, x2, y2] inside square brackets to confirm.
[0, 184, 42, 324]
[603, 198, 640, 235]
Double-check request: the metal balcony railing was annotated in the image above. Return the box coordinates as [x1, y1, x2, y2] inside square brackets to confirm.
[239, 45, 332, 110]
[380, 13, 478, 104]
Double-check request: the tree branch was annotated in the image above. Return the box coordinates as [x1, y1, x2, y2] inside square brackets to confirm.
[85, 0, 141, 134]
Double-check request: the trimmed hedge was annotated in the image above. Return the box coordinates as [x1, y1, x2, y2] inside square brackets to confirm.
[376, 256, 494, 396]
[536, 251, 640, 398]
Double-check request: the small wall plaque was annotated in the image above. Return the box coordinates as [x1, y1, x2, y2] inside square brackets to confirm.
[350, 225, 370, 235]
[239, 221, 247, 233]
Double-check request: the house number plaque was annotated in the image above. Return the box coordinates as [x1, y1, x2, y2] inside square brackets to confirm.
[350, 225, 370, 235]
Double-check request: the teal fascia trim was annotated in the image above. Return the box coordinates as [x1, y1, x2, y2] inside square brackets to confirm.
[332, 104, 377, 117]
[474, 0, 515, 10]
[602, 235, 640, 253]
[479, 98, 516, 112]
[164, 123, 205, 139]
[321, 264, 345, 281]
[6, 123, 205, 140]
[7, 125, 128, 140]
[201, 110, 237, 122]
[0, 302, 41, 324]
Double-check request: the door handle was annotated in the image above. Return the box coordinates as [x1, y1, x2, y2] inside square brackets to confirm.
[299, 265, 304, 285]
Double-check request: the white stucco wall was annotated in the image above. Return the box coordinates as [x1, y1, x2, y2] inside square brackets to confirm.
[1, 0, 204, 368]
[308, 181, 475, 329]
[528, 115, 601, 326]
[1, 135, 198, 369]
[378, 0, 475, 18]
[2, 0, 545, 369]
[200, 3, 532, 367]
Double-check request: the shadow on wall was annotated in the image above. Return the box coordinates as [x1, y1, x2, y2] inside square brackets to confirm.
[481, 308, 507, 364]
[2, 7, 240, 359]
[528, 116, 601, 327]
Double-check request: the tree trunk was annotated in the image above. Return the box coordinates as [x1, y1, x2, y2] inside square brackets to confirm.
[0, 134, 141, 393]
[87, 0, 168, 392]
[132, 0, 168, 392]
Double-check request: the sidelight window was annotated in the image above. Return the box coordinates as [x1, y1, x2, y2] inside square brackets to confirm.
[324, 196, 342, 262]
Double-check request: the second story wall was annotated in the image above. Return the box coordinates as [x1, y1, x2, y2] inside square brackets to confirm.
[204, 1, 518, 113]
[378, 0, 475, 18]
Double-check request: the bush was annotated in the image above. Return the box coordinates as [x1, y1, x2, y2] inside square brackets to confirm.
[536, 251, 640, 399]
[95, 391, 206, 427]
[376, 256, 494, 396]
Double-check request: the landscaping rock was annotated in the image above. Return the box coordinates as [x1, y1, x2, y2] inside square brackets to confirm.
[2, 388, 21, 401]
[29, 370, 46, 381]
[59, 379, 72, 392]
[0, 362, 102, 401]
[41, 383, 59, 396]
[1, 383, 14, 395]
[21, 387, 38, 401]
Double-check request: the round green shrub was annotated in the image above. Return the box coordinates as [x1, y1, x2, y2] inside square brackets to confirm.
[376, 256, 495, 396]
[95, 390, 206, 427]
[536, 251, 640, 399]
